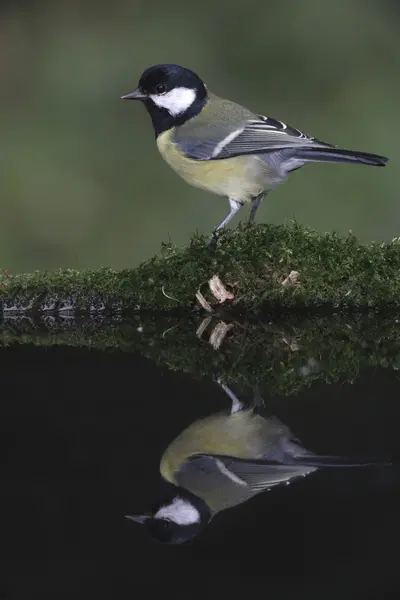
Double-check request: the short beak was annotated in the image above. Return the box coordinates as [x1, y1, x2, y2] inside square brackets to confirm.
[121, 88, 147, 100]
[125, 513, 150, 525]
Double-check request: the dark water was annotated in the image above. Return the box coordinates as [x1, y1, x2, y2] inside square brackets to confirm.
[1, 341, 400, 597]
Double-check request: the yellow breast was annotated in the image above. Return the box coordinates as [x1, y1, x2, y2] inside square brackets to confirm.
[160, 410, 267, 484]
[156, 129, 267, 203]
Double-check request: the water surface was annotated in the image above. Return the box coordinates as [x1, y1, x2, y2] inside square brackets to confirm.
[1, 326, 399, 596]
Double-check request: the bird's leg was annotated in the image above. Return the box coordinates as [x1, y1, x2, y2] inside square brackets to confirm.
[207, 198, 244, 246]
[216, 198, 244, 231]
[216, 379, 244, 414]
[249, 192, 265, 223]
[251, 385, 265, 409]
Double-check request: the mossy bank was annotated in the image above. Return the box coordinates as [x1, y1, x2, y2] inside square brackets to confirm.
[1, 222, 400, 314]
[1, 313, 400, 394]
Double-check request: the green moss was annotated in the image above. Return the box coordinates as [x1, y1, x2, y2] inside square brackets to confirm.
[1, 313, 400, 394]
[2, 222, 400, 313]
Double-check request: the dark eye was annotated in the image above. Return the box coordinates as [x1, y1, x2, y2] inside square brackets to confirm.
[155, 84, 166, 94]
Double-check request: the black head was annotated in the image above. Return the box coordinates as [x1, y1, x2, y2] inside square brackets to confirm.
[126, 486, 212, 544]
[121, 64, 208, 136]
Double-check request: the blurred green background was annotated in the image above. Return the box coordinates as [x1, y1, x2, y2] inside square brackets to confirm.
[1, 0, 399, 273]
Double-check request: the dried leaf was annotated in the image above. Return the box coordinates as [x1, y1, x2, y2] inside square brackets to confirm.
[282, 270, 300, 287]
[208, 275, 234, 303]
[209, 321, 234, 350]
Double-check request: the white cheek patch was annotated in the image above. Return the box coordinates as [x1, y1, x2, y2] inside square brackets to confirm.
[150, 87, 197, 116]
[155, 497, 200, 525]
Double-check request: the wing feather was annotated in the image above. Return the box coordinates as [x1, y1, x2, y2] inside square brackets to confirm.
[173, 112, 332, 161]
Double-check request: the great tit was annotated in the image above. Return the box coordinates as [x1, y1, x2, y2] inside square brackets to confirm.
[126, 382, 382, 544]
[122, 64, 388, 232]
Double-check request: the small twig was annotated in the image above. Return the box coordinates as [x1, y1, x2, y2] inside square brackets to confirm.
[161, 285, 179, 302]
[196, 289, 213, 312]
[196, 316, 213, 338]
[282, 336, 300, 351]
[162, 322, 180, 338]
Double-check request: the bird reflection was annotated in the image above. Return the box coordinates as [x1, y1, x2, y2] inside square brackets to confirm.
[126, 381, 385, 544]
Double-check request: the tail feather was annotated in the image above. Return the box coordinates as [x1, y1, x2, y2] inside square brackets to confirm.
[295, 147, 388, 167]
[292, 454, 392, 468]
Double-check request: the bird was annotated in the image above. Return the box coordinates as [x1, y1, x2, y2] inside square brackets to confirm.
[122, 64, 388, 233]
[125, 381, 385, 544]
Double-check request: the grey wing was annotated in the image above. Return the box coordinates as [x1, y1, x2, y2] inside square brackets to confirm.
[172, 120, 241, 160]
[176, 454, 315, 514]
[204, 453, 317, 489]
[173, 114, 332, 161]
